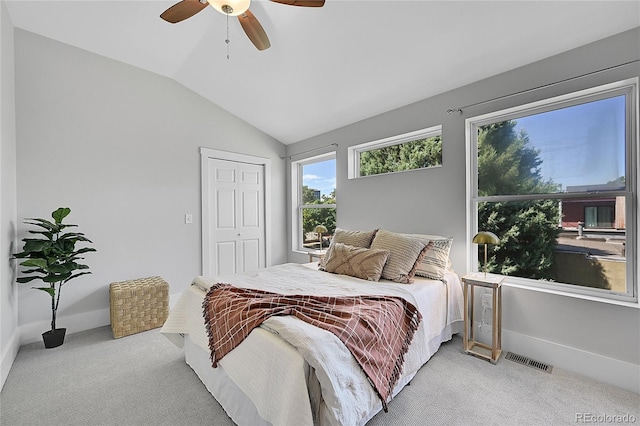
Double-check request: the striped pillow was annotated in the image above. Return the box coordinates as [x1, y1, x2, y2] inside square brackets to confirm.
[370, 229, 432, 283]
[414, 237, 453, 281]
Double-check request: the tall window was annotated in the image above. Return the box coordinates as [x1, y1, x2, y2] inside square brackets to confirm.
[292, 153, 336, 252]
[467, 78, 637, 303]
[348, 126, 442, 179]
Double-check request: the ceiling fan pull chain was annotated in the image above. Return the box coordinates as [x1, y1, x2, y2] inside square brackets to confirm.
[225, 10, 231, 59]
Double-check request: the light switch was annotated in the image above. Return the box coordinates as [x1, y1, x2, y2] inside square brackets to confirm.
[185, 213, 193, 224]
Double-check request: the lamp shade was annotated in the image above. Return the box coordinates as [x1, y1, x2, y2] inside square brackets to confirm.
[314, 225, 328, 234]
[472, 231, 500, 245]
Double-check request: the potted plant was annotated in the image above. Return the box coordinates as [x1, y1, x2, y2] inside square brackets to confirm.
[13, 207, 96, 348]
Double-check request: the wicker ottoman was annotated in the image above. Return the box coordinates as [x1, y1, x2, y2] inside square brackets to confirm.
[109, 276, 169, 339]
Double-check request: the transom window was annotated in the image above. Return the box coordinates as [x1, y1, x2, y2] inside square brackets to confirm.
[348, 126, 442, 179]
[467, 78, 637, 303]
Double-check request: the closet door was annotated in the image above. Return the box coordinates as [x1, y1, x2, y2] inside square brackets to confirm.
[205, 157, 266, 276]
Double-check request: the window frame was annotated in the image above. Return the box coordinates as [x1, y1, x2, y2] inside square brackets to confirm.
[347, 125, 442, 179]
[466, 78, 638, 304]
[291, 152, 337, 253]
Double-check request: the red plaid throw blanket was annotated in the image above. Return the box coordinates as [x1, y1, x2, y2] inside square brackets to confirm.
[202, 283, 422, 411]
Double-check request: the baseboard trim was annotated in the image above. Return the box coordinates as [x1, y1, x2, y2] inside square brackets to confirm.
[19, 307, 111, 345]
[1, 328, 20, 391]
[19, 294, 183, 346]
[503, 329, 639, 393]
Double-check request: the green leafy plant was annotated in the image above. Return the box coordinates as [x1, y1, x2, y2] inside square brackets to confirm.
[13, 207, 96, 331]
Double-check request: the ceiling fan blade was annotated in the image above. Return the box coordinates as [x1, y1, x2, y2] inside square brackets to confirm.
[269, 0, 325, 7]
[160, 0, 208, 24]
[238, 10, 271, 51]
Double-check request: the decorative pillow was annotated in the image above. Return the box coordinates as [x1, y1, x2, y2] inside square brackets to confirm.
[414, 237, 453, 281]
[322, 243, 390, 281]
[331, 227, 378, 248]
[370, 229, 432, 283]
[401, 233, 448, 242]
[319, 228, 378, 270]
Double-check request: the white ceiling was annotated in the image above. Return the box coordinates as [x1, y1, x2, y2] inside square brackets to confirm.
[6, 1, 640, 144]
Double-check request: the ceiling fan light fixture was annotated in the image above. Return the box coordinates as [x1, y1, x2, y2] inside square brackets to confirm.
[207, 0, 250, 16]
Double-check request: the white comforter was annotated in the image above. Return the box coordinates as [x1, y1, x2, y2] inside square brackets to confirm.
[161, 263, 463, 426]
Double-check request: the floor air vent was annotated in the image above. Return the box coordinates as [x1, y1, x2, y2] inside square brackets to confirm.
[505, 352, 553, 374]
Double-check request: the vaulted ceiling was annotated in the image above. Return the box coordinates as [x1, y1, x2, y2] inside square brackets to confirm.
[6, 1, 640, 144]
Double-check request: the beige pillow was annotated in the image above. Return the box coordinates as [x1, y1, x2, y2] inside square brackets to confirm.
[319, 228, 378, 269]
[322, 243, 390, 281]
[400, 233, 453, 281]
[331, 227, 378, 248]
[370, 229, 432, 283]
[414, 237, 453, 281]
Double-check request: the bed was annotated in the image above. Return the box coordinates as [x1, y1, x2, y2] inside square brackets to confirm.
[161, 228, 464, 426]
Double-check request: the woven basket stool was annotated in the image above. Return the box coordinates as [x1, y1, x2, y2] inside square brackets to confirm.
[109, 276, 169, 339]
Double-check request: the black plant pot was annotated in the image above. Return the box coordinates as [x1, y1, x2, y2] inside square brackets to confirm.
[42, 328, 66, 349]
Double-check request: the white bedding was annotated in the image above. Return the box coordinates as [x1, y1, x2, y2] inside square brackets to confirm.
[161, 262, 464, 425]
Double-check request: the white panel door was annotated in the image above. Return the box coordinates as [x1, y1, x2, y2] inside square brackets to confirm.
[208, 158, 265, 276]
[238, 166, 263, 273]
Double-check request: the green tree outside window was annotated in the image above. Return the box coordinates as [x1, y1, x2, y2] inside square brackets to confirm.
[477, 121, 560, 280]
[359, 136, 442, 177]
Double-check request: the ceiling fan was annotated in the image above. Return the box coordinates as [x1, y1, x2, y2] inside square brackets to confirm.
[160, 0, 325, 51]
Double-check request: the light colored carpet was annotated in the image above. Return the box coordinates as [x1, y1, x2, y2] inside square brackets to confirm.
[1, 326, 638, 425]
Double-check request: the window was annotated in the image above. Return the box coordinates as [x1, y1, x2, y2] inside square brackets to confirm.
[291, 153, 336, 252]
[348, 126, 442, 179]
[467, 78, 637, 303]
[584, 205, 615, 228]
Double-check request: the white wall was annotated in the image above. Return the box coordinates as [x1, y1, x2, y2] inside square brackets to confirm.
[287, 28, 640, 392]
[0, 0, 19, 391]
[13, 29, 288, 344]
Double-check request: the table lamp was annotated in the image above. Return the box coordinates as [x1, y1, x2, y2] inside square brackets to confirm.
[472, 231, 500, 276]
[314, 225, 328, 250]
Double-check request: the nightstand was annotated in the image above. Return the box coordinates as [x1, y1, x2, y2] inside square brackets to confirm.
[462, 272, 504, 363]
[308, 250, 326, 263]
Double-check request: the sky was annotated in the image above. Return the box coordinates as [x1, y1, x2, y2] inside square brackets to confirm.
[301, 95, 626, 197]
[303, 158, 336, 197]
[513, 95, 626, 191]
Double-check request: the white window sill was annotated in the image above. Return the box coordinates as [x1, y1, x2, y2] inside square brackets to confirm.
[503, 280, 639, 309]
